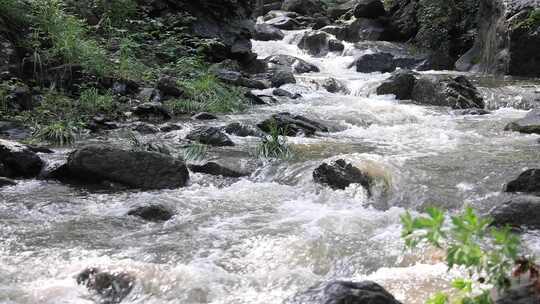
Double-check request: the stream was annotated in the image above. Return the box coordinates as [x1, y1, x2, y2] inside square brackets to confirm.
[1, 29, 540, 304]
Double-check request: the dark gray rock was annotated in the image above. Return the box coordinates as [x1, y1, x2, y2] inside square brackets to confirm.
[214, 70, 268, 89]
[159, 123, 182, 133]
[258, 112, 329, 137]
[376, 69, 417, 99]
[269, 69, 297, 87]
[137, 88, 162, 103]
[0, 139, 44, 178]
[245, 91, 270, 105]
[266, 16, 302, 30]
[328, 0, 360, 20]
[128, 205, 173, 222]
[254, 23, 285, 41]
[273, 88, 302, 99]
[455, 108, 491, 115]
[132, 102, 172, 121]
[356, 53, 396, 73]
[131, 122, 159, 134]
[87, 116, 120, 133]
[188, 162, 249, 178]
[298, 31, 332, 57]
[284, 280, 402, 304]
[192, 112, 218, 120]
[320, 78, 349, 94]
[320, 25, 350, 41]
[353, 0, 386, 19]
[186, 127, 235, 146]
[265, 55, 320, 74]
[505, 169, 540, 195]
[347, 18, 391, 41]
[313, 159, 374, 194]
[505, 109, 540, 134]
[76, 268, 134, 304]
[0, 177, 16, 187]
[0, 121, 31, 140]
[157, 76, 183, 97]
[495, 279, 540, 304]
[490, 196, 540, 229]
[223, 122, 264, 137]
[328, 39, 345, 52]
[65, 145, 189, 190]
[411, 75, 485, 109]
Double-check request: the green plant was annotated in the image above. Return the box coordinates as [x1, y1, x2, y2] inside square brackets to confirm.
[34, 120, 81, 146]
[98, 0, 137, 27]
[79, 88, 114, 115]
[30, 0, 109, 77]
[117, 37, 147, 81]
[180, 143, 207, 161]
[256, 119, 293, 159]
[127, 131, 171, 155]
[401, 207, 539, 304]
[181, 73, 246, 113]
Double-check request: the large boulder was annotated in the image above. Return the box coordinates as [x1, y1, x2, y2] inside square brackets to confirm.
[353, 0, 386, 19]
[411, 75, 485, 109]
[214, 69, 268, 89]
[268, 69, 297, 87]
[65, 145, 189, 189]
[186, 127, 235, 146]
[284, 280, 402, 304]
[347, 18, 392, 41]
[0, 139, 44, 178]
[258, 112, 329, 137]
[281, 0, 326, 15]
[0, 177, 16, 187]
[157, 76, 183, 97]
[504, 169, 540, 195]
[328, 0, 359, 20]
[355, 53, 397, 73]
[266, 16, 303, 30]
[457, 0, 540, 77]
[76, 268, 134, 304]
[254, 23, 284, 41]
[223, 122, 264, 137]
[265, 54, 320, 74]
[490, 196, 540, 229]
[504, 109, 540, 134]
[298, 31, 332, 57]
[376, 69, 417, 99]
[313, 159, 374, 194]
[131, 102, 172, 122]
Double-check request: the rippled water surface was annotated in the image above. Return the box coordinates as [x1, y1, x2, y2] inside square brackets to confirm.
[1, 30, 540, 304]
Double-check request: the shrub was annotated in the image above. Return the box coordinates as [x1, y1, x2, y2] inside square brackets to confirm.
[79, 88, 114, 115]
[256, 119, 293, 159]
[34, 120, 81, 146]
[401, 207, 539, 304]
[117, 38, 147, 81]
[98, 0, 137, 27]
[30, 0, 110, 77]
[181, 73, 246, 113]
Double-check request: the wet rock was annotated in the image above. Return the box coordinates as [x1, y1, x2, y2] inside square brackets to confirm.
[269, 69, 296, 87]
[157, 76, 184, 97]
[313, 16, 331, 30]
[265, 55, 320, 74]
[490, 196, 540, 229]
[86, 116, 120, 133]
[223, 122, 264, 137]
[320, 77, 349, 94]
[504, 109, 540, 134]
[245, 91, 269, 105]
[298, 31, 332, 57]
[0, 139, 44, 178]
[131, 122, 159, 134]
[281, 0, 326, 16]
[376, 69, 417, 99]
[263, 10, 300, 21]
[215, 70, 268, 89]
[455, 108, 491, 115]
[266, 16, 303, 30]
[347, 18, 392, 42]
[0, 121, 31, 140]
[411, 75, 485, 109]
[4, 83, 35, 111]
[76, 268, 134, 304]
[328, 1, 359, 20]
[159, 123, 182, 133]
[258, 112, 329, 137]
[0, 177, 16, 187]
[495, 278, 540, 304]
[131, 102, 172, 121]
[186, 127, 234, 146]
[254, 23, 284, 41]
[273, 88, 302, 99]
[354, 0, 386, 19]
[505, 169, 540, 195]
[355, 53, 396, 73]
[285, 280, 402, 304]
[192, 112, 218, 120]
[188, 162, 249, 178]
[313, 159, 374, 194]
[320, 25, 350, 41]
[112, 80, 139, 96]
[328, 39, 345, 52]
[137, 88, 162, 103]
[128, 204, 173, 222]
[65, 145, 189, 189]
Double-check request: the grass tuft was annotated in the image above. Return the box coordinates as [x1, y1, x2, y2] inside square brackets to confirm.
[256, 119, 293, 160]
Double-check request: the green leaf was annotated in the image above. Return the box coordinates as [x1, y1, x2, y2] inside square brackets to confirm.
[451, 278, 472, 293]
[426, 292, 448, 304]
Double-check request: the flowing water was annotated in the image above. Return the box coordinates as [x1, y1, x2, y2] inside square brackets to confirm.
[1, 30, 540, 304]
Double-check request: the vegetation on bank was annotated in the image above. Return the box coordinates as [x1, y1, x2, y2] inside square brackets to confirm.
[402, 207, 539, 304]
[0, 0, 247, 146]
